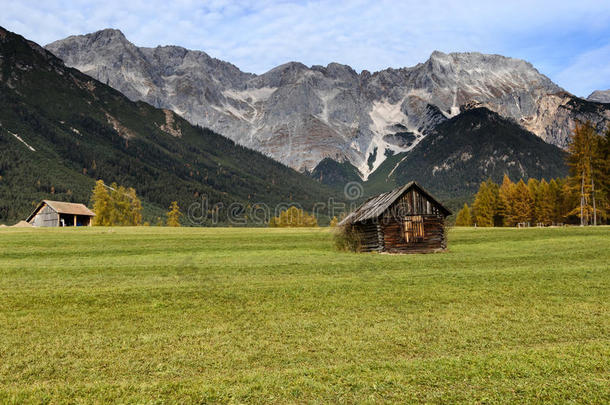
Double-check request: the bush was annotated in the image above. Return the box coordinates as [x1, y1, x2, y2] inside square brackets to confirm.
[333, 224, 361, 252]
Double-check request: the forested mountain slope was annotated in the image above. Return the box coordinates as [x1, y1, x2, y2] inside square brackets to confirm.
[362, 108, 568, 209]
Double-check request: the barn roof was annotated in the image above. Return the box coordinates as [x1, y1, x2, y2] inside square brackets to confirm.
[26, 200, 95, 222]
[339, 181, 451, 226]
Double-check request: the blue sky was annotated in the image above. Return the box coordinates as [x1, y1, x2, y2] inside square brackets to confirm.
[1, 0, 609, 97]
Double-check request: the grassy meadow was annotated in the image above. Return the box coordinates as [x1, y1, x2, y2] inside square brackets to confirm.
[0, 226, 608, 403]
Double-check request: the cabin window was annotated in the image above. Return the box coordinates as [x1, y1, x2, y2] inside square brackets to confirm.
[404, 215, 424, 242]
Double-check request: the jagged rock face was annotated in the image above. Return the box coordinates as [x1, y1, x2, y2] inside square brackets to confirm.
[46, 30, 610, 178]
[386, 108, 569, 201]
[588, 90, 610, 103]
[520, 93, 610, 145]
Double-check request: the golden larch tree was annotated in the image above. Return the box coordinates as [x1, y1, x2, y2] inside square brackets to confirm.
[167, 201, 182, 227]
[455, 203, 473, 226]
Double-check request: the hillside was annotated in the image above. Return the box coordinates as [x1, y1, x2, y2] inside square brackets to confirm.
[0, 27, 338, 225]
[47, 30, 610, 177]
[362, 108, 568, 209]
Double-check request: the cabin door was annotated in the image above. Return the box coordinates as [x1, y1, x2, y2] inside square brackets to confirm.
[404, 215, 424, 243]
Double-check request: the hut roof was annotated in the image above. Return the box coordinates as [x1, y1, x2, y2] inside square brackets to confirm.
[339, 181, 451, 226]
[26, 200, 95, 222]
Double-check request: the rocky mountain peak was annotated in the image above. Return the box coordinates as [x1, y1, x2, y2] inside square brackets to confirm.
[45, 30, 610, 178]
[92, 28, 127, 40]
[48, 28, 129, 50]
[325, 62, 358, 77]
[587, 89, 610, 103]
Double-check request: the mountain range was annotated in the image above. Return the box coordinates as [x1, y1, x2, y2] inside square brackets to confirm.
[46, 29, 610, 180]
[2, 26, 609, 224]
[0, 27, 337, 224]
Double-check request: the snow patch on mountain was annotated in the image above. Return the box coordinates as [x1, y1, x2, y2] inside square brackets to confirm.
[9, 131, 36, 151]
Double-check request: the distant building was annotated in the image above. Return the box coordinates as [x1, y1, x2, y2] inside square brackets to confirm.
[339, 182, 452, 253]
[26, 200, 95, 227]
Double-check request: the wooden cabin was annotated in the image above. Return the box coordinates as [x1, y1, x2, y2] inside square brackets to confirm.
[26, 200, 95, 227]
[339, 182, 452, 253]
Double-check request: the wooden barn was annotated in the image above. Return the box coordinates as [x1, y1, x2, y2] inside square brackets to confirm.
[26, 200, 95, 227]
[339, 182, 452, 253]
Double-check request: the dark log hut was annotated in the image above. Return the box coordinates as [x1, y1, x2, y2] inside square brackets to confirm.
[339, 182, 452, 253]
[26, 200, 95, 227]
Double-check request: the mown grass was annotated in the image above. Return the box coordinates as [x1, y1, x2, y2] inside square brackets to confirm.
[0, 226, 608, 403]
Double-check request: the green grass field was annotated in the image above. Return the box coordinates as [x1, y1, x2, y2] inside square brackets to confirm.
[0, 226, 608, 403]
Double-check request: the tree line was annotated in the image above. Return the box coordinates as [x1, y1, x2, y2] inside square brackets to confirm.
[456, 122, 609, 226]
[91, 180, 183, 226]
[268, 206, 318, 227]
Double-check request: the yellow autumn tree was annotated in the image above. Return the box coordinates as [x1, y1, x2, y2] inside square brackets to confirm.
[91, 179, 111, 226]
[473, 179, 503, 226]
[566, 122, 604, 225]
[512, 179, 533, 224]
[90, 180, 142, 226]
[499, 175, 517, 226]
[536, 179, 554, 225]
[455, 203, 473, 226]
[548, 178, 565, 224]
[527, 178, 541, 223]
[269, 206, 318, 227]
[167, 201, 182, 227]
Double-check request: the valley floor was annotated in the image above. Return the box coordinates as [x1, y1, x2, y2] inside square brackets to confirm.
[0, 227, 608, 403]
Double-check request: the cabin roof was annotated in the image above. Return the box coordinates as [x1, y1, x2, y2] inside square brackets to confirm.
[26, 200, 95, 222]
[339, 181, 451, 226]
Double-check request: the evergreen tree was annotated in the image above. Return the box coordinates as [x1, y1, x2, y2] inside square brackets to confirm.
[167, 201, 182, 227]
[455, 203, 473, 226]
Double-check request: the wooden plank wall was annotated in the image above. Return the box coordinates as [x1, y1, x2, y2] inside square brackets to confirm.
[31, 204, 59, 227]
[380, 188, 447, 253]
[355, 220, 383, 252]
[385, 189, 442, 218]
[353, 188, 448, 253]
[381, 215, 446, 253]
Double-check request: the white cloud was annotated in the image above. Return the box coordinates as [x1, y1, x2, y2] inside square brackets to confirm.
[1, 0, 609, 95]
